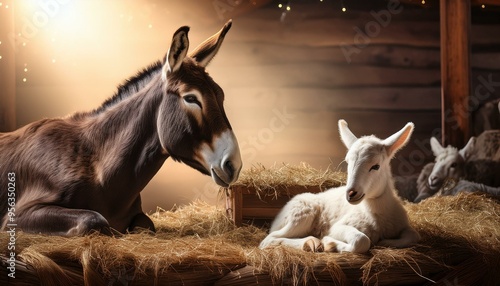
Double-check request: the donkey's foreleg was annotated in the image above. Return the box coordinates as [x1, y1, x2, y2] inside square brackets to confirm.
[17, 205, 111, 236]
[324, 224, 371, 253]
[128, 212, 155, 232]
[377, 227, 420, 248]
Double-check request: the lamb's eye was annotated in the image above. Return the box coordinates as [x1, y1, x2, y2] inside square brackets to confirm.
[183, 95, 201, 107]
[450, 162, 457, 168]
[370, 164, 380, 172]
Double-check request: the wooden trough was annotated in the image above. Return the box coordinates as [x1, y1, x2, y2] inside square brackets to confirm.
[226, 163, 346, 226]
[2, 163, 500, 286]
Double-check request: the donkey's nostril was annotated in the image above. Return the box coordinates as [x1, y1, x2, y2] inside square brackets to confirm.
[224, 160, 234, 180]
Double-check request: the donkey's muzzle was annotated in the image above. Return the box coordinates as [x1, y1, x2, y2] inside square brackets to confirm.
[224, 160, 235, 181]
[211, 158, 240, 187]
[203, 130, 242, 188]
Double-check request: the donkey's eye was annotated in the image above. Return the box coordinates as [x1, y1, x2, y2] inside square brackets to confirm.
[369, 164, 380, 172]
[183, 95, 201, 107]
[450, 163, 457, 168]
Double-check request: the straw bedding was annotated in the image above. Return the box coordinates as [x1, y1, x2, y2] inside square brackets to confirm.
[1, 170, 499, 285]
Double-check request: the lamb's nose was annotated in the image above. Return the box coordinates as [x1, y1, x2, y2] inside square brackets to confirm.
[347, 188, 357, 201]
[429, 176, 437, 185]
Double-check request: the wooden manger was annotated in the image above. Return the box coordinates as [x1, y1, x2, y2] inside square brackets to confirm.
[225, 163, 346, 226]
[2, 163, 500, 285]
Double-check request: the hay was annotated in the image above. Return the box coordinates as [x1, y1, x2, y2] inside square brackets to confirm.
[2, 184, 500, 285]
[231, 162, 346, 198]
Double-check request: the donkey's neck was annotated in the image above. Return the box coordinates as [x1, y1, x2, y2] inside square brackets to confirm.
[86, 75, 167, 190]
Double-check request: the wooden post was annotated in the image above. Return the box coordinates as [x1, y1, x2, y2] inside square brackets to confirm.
[0, 2, 16, 132]
[440, 0, 471, 147]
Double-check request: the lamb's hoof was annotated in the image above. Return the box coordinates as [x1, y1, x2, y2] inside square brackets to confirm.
[323, 241, 338, 252]
[303, 237, 323, 252]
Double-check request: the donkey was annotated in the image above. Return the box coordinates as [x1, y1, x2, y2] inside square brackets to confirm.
[0, 21, 242, 236]
[260, 120, 420, 253]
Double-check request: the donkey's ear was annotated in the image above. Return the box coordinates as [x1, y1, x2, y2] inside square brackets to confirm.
[383, 122, 414, 157]
[338, 120, 358, 149]
[430, 137, 444, 156]
[162, 26, 190, 79]
[459, 137, 476, 160]
[189, 19, 232, 68]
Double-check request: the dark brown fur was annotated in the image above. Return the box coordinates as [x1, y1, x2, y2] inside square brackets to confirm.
[0, 23, 236, 236]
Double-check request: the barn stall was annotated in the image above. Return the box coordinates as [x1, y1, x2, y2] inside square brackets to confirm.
[1, 0, 500, 285]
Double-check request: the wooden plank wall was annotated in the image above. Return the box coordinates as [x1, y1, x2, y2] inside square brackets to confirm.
[211, 3, 500, 176]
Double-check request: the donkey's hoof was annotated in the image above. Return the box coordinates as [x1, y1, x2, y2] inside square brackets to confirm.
[303, 237, 323, 252]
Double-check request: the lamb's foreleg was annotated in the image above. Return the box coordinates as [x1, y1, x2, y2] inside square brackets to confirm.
[259, 197, 322, 252]
[324, 224, 371, 253]
[377, 226, 420, 248]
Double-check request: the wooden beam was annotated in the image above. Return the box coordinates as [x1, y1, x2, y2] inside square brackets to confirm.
[440, 0, 471, 147]
[0, 2, 16, 132]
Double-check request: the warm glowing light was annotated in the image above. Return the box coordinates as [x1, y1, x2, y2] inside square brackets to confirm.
[286, 5, 290, 11]
[0, 41, 2, 45]
[52, 59, 56, 63]
[481, 4, 486, 8]
[23, 78, 27, 82]
[5, 4, 8, 8]
[22, 42, 27, 47]
[0, 3, 3, 7]
[24, 68, 28, 72]
[278, 3, 282, 8]
[342, 7, 347, 12]
[148, 24, 153, 28]
[0, 56, 2, 60]
[421, 0, 425, 4]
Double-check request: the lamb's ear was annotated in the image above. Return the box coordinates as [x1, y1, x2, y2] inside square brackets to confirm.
[162, 26, 190, 80]
[338, 120, 358, 149]
[189, 19, 232, 67]
[383, 122, 414, 157]
[430, 137, 444, 156]
[459, 137, 476, 160]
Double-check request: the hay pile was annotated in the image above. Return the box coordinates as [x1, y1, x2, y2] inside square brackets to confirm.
[231, 162, 347, 197]
[1, 193, 499, 285]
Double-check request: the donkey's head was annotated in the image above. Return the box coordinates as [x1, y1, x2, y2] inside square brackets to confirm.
[338, 120, 414, 205]
[427, 137, 475, 190]
[156, 21, 241, 187]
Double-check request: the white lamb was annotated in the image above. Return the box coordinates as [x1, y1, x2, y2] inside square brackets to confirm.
[259, 120, 421, 253]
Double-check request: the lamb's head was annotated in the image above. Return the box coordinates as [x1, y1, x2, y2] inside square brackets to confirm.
[338, 120, 414, 205]
[428, 137, 475, 190]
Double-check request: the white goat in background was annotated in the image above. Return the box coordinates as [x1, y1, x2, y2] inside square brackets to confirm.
[260, 120, 420, 253]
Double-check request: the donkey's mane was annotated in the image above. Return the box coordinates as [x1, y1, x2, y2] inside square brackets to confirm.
[89, 61, 163, 116]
